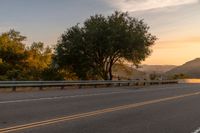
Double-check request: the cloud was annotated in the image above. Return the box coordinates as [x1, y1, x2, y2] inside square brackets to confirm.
[106, 0, 199, 12]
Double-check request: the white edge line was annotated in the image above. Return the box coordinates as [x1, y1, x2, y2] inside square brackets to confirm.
[0, 85, 197, 104]
[192, 127, 200, 133]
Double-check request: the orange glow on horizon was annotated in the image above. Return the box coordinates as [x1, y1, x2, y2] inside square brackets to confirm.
[143, 37, 200, 65]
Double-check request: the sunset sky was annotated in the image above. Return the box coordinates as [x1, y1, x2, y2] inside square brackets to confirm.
[0, 0, 200, 65]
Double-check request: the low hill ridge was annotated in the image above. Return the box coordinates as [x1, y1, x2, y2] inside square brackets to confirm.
[166, 58, 200, 78]
[138, 65, 176, 74]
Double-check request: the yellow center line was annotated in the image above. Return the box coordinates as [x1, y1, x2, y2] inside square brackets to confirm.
[1, 91, 200, 133]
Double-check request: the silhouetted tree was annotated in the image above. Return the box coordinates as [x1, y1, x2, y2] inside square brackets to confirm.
[54, 11, 157, 80]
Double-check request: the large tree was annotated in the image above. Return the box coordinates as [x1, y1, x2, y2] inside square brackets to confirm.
[54, 11, 157, 80]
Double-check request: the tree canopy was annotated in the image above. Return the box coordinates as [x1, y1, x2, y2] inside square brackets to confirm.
[0, 11, 157, 81]
[54, 11, 157, 80]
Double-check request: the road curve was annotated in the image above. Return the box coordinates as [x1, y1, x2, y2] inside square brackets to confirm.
[0, 84, 200, 133]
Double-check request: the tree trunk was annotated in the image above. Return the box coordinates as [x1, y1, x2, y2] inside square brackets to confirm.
[108, 64, 113, 80]
[102, 70, 109, 80]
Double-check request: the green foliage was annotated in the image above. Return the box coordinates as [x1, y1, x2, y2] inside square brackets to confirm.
[41, 68, 65, 81]
[25, 42, 52, 80]
[0, 30, 78, 81]
[0, 29, 27, 66]
[41, 68, 77, 81]
[0, 30, 28, 80]
[0, 30, 55, 80]
[54, 25, 92, 79]
[54, 11, 157, 80]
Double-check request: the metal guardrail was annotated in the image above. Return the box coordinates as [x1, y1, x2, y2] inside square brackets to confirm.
[0, 80, 178, 91]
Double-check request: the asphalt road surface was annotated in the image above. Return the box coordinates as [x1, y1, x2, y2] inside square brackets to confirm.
[1, 84, 200, 133]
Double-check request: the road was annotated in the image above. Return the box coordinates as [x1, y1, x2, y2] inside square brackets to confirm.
[0, 84, 200, 133]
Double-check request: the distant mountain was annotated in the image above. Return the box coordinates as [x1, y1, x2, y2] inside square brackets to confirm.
[137, 65, 176, 74]
[112, 63, 146, 79]
[166, 58, 200, 78]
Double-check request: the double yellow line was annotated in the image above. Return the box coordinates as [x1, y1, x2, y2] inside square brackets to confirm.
[1, 91, 200, 133]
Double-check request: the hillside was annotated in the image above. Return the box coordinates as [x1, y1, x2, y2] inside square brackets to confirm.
[166, 58, 200, 78]
[112, 64, 146, 79]
[137, 65, 176, 74]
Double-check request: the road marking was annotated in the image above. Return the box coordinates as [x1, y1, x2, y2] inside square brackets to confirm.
[0, 85, 196, 104]
[1, 91, 200, 133]
[192, 127, 200, 133]
[0, 90, 136, 104]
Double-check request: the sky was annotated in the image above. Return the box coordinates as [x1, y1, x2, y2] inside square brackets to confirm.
[0, 0, 200, 65]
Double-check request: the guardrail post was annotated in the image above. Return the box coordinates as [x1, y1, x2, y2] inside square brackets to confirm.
[39, 86, 43, 90]
[106, 83, 110, 87]
[12, 86, 16, 91]
[39, 81, 43, 90]
[145, 82, 149, 86]
[12, 79, 16, 91]
[79, 85, 82, 89]
[61, 86, 64, 90]
[118, 83, 121, 86]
